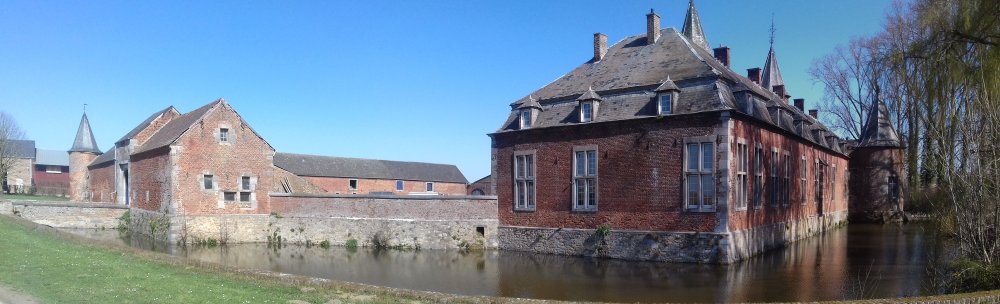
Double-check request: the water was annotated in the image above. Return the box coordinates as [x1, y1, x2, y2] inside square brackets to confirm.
[63, 224, 944, 303]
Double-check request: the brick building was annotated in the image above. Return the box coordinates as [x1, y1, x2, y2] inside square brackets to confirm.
[273, 153, 467, 196]
[32, 149, 70, 196]
[2, 139, 34, 194]
[490, 2, 853, 263]
[848, 97, 906, 222]
[467, 175, 493, 196]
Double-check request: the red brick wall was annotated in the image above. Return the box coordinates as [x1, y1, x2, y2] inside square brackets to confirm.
[303, 176, 466, 195]
[848, 147, 907, 218]
[129, 148, 171, 211]
[88, 163, 116, 203]
[467, 176, 492, 196]
[173, 103, 275, 215]
[727, 117, 850, 231]
[493, 114, 719, 232]
[133, 110, 179, 147]
[33, 166, 69, 196]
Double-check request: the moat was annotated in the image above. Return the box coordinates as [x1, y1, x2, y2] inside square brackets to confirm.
[66, 223, 942, 303]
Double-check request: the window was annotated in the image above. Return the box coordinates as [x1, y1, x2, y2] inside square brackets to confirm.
[814, 160, 823, 204]
[754, 144, 763, 209]
[580, 102, 593, 122]
[224, 192, 236, 201]
[204, 175, 214, 190]
[658, 94, 672, 115]
[685, 141, 715, 211]
[219, 128, 229, 142]
[735, 140, 748, 210]
[349, 179, 358, 191]
[471, 189, 485, 196]
[520, 110, 532, 129]
[514, 153, 536, 210]
[241, 176, 251, 191]
[888, 175, 900, 200]
[783, 152, 791, 207]
[800, 157, 807, 205]
[573, 148, 597, 211]
[770, 149, 779, 208]
[831, 164, 837, 202]
[395, 180, 404, 191]
[239, 192, 250, 202]
[426, 182, 434, 192]
[45, 166, 62, 173]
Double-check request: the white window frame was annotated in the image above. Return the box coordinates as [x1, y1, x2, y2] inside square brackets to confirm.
[735, 139, 748, 211]
[657, 93, 674, 115]
[204, 174, 214, 190]
[348, 179, 358, 191]
[520, 110, 532, 129]
[580, 101, 594, 123]
[684, 137, 716, 212]
[513, 151, 536, 211]
[572, 146, 598, 212]
[814, 159, 823, 205]
[770, 148, 779, 208]
[888, 175, 900, 200]
[800, 156, 807, 205]
[395, 180, 404, 192]
[425, 182, 434, 192]
[783, 151, 791, 207]
[753, 143, 763, 209]
[219, 128, 229, 142]
[831, 164, 837, 202]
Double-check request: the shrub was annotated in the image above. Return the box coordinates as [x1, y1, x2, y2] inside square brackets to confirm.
[596, 224, 611, 237]
[345, 239, 358, 249]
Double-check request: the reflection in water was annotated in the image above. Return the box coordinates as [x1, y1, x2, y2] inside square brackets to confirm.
[64, 223, 943, 303]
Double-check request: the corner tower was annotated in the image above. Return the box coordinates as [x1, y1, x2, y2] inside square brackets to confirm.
[68, 112, 101, 202]
[849, 94, 906, 222]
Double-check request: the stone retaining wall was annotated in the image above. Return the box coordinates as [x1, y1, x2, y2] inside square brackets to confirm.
[2, 200, 127, 229]
[499, 210, 849, 264]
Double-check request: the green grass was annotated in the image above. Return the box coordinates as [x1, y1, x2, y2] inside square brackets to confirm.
[0, 216, 429, 303]
[0, 194, 69, 201]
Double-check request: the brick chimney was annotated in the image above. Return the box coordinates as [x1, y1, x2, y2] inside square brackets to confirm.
[793, 98, 805, 111]
[647, 9, 660, 45]
[713, 46, 730, 68]
[594, 33, 607, 62]
[747, 68, 761, 85]
[809, 109, 818, 119]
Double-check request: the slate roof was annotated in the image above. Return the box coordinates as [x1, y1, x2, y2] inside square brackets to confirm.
[35, 149, 69, 166]
[69, 114, 101, 154]
[858, 97, 903, 148]
[273, 152, 468, 184]
[89, 148, 115, 167]
[6, 140, 35, 158]
[681, 0, 710, 51]
[470, 175, 490, 185]
[761, 47, 785, 92]
[135, 100, 221, 154]
[116, 106, 177, 144]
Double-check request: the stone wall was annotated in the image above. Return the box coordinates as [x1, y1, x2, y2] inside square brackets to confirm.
[4, 201, 127, 229]
[302, 176, 468, 196]
[269, 193, 498, 220]
[499, 209, 848, 264]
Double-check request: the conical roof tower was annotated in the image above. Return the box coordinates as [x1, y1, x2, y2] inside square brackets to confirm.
[681, 0, 710, 51]
[69, 113, 101, 154]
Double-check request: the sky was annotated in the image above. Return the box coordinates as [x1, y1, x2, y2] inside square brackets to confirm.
[0, 1, 893, 181]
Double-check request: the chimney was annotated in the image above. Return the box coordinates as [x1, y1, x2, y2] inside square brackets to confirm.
[747, 68, 761, 85]
[809, 109, 818, 119]
[646, 9, 660, 44]
[594, 33, 608, 62]
[773, 85, 787, 103]
[793, 98, 805, 111]
[713, 46, 730, 68]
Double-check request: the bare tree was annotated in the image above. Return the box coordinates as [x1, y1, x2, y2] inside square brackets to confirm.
[0, 111, 27, 194]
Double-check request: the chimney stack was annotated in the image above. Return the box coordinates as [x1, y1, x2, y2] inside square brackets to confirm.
[809, 109, 819, 119]
[713, 46, 730, 68]
[647, 9, 660, 44]
[747, 68, 761, 85]
[594, 33, 607, 62]
[793, 98, 805, 111]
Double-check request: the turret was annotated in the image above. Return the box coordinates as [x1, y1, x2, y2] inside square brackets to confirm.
[68, 112, 101, 202]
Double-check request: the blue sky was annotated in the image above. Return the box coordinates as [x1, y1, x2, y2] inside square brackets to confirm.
[0, 1, 891, 181]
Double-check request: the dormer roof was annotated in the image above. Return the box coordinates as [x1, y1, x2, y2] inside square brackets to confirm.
[515, 95, 542, 110]
[577, 87, 602, 101]
[655, 78, 680, 92]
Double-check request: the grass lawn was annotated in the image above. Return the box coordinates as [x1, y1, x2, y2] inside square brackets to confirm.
[0, 194, 69, 201]
[0, 216, 460, 304]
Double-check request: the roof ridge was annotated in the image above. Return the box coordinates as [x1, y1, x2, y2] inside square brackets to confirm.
[275, 152, 460, 167]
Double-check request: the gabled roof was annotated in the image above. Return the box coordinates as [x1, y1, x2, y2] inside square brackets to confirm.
[858, 97, 903, 148]
[88, 148, 115, 167]
[116, 106, 177, 144]
[515, 95, 542, 110]
[134, 100, 221, 154]
[576, 87, 602, 101]
[274, 152, 468, 184]
[655, 78, 680, 92]
[6, 140, 35, 158]
[681, 0, 710, 51]
[469, 175, 490, 185]
[35, 149, 68, 166]
[69, 114, 101, 154]
[761, 47, 785, 92]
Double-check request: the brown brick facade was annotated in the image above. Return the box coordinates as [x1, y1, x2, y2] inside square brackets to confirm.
[467, 176, 492, 196]
[129, 148, 172, 211]
[493, 114, 721, 232]
[848, 147, 906, 222]
[303, 176, 466, 195]
[87, 162, 115, 203]
[69, 153, 96, 200]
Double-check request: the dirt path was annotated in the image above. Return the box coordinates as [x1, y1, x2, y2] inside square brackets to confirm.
[0, 284, 39, 304]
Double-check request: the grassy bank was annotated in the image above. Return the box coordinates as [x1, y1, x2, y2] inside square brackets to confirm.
[0, 215, 484, 303]
[0, 194, 69, 201]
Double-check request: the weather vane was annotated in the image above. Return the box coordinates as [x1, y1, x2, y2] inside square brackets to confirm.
[769, 13, 776, 47]
[84, 103, 88, 113]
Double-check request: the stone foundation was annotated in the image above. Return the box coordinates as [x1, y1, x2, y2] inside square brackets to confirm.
[499, 210, 849, 264]
[4, 201, 127, 229]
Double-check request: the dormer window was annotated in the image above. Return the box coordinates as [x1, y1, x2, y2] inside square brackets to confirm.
[658, 94, 672, 115]
[655, 77, 680, 116]
[520, 110, 532, 129]
[580, 102, 594, 122]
